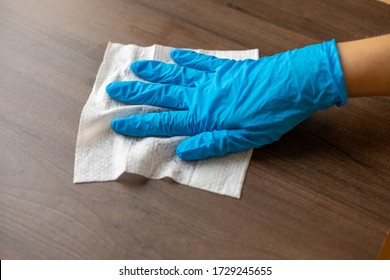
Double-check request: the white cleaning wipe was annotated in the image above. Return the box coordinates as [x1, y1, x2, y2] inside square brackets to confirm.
[74, 43, 258, 198]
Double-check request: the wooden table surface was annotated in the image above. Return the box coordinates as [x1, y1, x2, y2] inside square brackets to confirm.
[1, 0, 389, 260]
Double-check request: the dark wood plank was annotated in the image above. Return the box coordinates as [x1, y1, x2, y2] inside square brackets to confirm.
[1, 0, 389, 259]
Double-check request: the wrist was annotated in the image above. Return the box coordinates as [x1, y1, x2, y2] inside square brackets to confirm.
[336, 35, 390, 98]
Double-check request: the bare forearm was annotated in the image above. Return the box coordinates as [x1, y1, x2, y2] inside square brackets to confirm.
[337, 34, 390, 97]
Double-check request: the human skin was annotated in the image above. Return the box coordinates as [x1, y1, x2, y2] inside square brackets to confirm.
[337, 34, 390, 97]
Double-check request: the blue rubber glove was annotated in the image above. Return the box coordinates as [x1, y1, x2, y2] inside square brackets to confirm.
[106, 40, 347, 160]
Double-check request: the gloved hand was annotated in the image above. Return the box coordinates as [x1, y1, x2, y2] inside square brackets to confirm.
[106, 39, 347, 160]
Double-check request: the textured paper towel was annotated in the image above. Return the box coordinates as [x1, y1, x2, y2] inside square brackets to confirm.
[74, 43, 258, 198]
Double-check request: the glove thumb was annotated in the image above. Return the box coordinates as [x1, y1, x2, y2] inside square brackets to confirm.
[176, 129, 258, 160]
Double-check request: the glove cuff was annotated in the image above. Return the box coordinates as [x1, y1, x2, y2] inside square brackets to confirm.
[290, 39, 348, 111]
[325, 39, 348, 107]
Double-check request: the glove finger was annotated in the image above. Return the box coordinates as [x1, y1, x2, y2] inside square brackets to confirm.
[106, 81, 194, 109]
[176, 129, 262, 160]
[111, 111, 192, 137]
[170, 49, 229, 72]
[131, 60, 211, 86]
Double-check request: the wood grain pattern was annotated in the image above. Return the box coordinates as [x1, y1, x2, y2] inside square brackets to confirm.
[1, 0, 389, 259]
